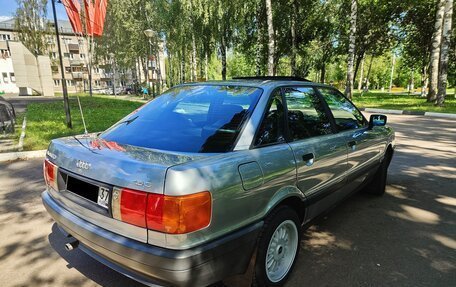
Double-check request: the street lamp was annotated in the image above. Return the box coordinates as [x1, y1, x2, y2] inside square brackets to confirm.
[109, 52, 116, 97]
[144, 29, 156, 97]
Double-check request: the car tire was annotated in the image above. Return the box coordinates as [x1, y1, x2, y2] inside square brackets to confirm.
[365, 150, 393, 196]
[253, 206, 301, 287]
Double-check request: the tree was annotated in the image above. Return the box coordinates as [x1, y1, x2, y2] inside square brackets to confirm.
[428, 0, 447, 102]
[344, 0, 357, 99]
[14, 0, 50, 56]
[436, 0, 454, 106]
[400, 0, 436, 97]
[265, 0, 275, 75]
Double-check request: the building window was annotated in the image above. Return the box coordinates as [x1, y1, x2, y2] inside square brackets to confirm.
[1, 34, 11, 41]
[69, 53, 74, 60]
[54, 79, 60, 86]
[51, 52, 57, 59]
[2, 72, 8, 83]
[10, 73, 15, 83]
[80, 53, 85, 59]
[65, 67, 71, 73]
[94, 67, 100, 73]
[67, 80, 75, 86]
[63, 53, 70, 58]
[0, 49, 10, 58]
[95, 80, 100, 86]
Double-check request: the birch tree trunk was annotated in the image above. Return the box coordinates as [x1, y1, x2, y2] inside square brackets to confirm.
[255, 0, 263, 76]
[265, 0, 275, 76]
[191, 33, 197, 81]
[420, 66, 428, 97]
[389, 53, 396, 93]
[344, 0, 357, 99]
[365, 55, 374, 91]
[221, 34, 227, 80]
[357, 56, 365, 92]
[427, 0, 446, 102]
[290, 3, 297, 76]
[436, 0, 453, 106]
[204, 52, 208, 80]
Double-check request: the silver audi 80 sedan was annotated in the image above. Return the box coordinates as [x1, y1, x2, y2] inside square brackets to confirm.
[42, 77, 395, 287]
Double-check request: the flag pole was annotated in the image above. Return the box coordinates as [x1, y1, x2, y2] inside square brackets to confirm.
[52, 0, 72, 128]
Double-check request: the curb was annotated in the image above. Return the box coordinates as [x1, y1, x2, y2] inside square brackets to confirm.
[18, 116, 26, 151]
[0, 150, 46, 162]
[360, 108, 456, 119]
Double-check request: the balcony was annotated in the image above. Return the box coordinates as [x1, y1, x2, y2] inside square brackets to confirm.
[72, 72, 84, 79]
[99, 72, 112, 79]
[68, 43, 79, 53]
[70, 59, 84, 66]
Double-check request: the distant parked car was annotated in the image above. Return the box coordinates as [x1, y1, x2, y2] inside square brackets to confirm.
[42, 77, 395, 287]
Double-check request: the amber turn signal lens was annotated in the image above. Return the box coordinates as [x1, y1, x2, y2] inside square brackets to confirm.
[147, 191, 212, 234]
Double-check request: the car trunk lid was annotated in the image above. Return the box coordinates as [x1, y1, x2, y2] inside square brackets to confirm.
[47, 134, 204, 195]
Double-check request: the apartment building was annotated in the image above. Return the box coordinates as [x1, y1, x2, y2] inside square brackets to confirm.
[0, 17, 151, 95]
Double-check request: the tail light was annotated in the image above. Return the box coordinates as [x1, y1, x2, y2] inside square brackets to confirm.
[112, 187, 211, 234]
[44, 159, 58, 191]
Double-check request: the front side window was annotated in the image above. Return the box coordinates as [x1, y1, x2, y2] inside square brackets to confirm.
[318, 88, 365, 131]
[284, 87, 332, 141]
[254, 90, 285, 147]
[102, 85, 262, 153]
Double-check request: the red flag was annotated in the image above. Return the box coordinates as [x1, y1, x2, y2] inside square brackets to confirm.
[61, 0, 83, 34]
[93, 0, 108, 37]
[84, 0, 95, 36]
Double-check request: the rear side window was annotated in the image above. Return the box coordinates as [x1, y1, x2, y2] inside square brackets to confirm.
[318, 88, 365, 131]
[102, 85, 262, 153]
[254, 90, 285, 146]
[284, 87, 332, 141]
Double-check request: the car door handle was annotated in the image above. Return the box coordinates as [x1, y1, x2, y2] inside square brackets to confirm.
[302, 153, 315, 166]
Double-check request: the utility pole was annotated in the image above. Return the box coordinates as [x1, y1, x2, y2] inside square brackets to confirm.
[52, 0, 72, 128]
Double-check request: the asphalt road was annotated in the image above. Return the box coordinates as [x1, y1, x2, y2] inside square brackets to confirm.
[0, 114, 455, 287]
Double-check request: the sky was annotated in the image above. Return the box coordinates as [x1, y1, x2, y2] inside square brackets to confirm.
[0, 0, 69, 21]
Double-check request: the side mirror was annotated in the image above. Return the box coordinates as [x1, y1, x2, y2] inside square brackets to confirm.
[369, 114, 387, 129]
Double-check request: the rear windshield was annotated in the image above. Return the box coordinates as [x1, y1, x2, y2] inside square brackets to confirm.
[101, 85, 262, 153]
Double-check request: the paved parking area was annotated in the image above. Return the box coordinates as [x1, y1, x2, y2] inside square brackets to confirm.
[0, 114, 455, 287]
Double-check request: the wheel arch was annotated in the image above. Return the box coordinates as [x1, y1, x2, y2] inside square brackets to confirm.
[264, 186, 307, 224]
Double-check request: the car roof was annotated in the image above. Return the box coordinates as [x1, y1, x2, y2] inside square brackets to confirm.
[179, 78, 336, 90]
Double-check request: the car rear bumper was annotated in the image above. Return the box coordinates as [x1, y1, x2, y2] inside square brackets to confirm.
[42, 190, 262, 287]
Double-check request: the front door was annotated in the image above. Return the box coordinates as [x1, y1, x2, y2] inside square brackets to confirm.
[317, 87, 383, 188]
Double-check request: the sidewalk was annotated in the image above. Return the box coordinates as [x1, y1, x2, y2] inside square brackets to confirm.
[360, 107, 456, 119]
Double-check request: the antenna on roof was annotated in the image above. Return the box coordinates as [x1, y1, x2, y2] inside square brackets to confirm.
[77, 96, 88, 135]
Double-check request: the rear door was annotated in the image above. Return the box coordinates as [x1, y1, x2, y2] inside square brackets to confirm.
[283, 86, 348, 217]
[317, 87, 383, 188]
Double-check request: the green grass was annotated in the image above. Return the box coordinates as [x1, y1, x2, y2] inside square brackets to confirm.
[22, 96, 143, 151]
[352, 92, 456, 114]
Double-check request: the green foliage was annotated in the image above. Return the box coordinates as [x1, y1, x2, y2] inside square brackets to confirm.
[352, 92, 456, 113]
[96, 0, 452, 93]
[14, 0, 50, 56]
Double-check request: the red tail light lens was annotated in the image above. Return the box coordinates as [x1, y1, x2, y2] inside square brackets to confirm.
[119, 188, 148, 228]
[44, 159, 58, 191]
[112, 188, 212, 234]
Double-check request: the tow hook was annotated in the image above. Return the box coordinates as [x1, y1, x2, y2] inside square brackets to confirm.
[65, 240, 79, 251]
